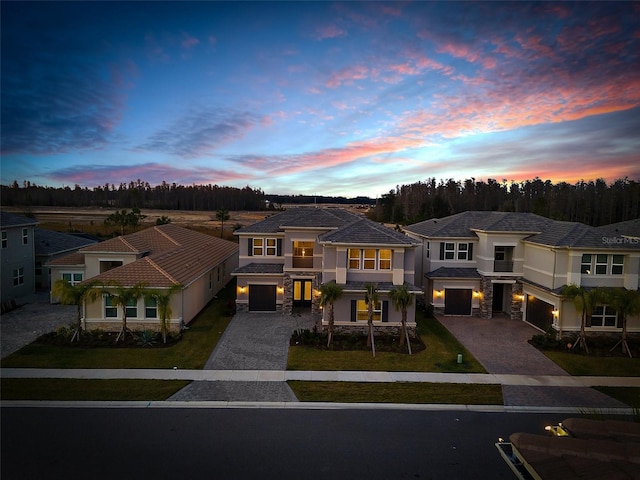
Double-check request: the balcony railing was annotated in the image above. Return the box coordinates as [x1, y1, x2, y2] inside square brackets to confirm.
[293, 256, 314, 269]
[493, 260, 514, 272]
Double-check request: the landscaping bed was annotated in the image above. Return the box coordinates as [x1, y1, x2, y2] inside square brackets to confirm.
[290, 327, 425, 354]
[36, 325, 182, 348]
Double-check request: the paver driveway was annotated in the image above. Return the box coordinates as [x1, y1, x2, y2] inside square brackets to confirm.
[437, 315, 629, 409]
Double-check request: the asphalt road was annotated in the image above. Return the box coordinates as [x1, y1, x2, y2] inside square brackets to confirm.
[1, 407, 566, 479]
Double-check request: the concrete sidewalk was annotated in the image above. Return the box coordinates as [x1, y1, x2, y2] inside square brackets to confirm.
[3, 367, 639, 387]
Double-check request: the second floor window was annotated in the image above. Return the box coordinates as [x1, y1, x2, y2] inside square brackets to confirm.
[62, 273, 83, 286]
[22, 228, 29, 245]
[348, 249, 392, 270]
[440, 242, 473, 261]
[581, 254, 624, 275]
[250, 238, 281, 256]
[1, 231, 7, 248]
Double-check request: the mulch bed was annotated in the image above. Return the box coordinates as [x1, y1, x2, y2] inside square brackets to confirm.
[35, 329, 182, 348]
[290, 329, 425, 353]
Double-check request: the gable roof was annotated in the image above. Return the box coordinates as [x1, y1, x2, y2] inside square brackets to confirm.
[50, 224, 238, 288]
[319, 217, 418, 246]
[0, 211, 38, 228]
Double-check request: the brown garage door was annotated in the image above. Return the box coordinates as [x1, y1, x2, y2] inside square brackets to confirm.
[248, 285, 276, 312]
[444, 289, 472, 315]
[525, 295, 553, 331]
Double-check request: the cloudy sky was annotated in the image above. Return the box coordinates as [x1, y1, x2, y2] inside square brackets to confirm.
[2, 1, 639, 197]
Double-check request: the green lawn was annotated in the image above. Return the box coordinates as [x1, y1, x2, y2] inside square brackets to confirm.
[288, 381, 503, 404]
[1, 282, 236, 370]
[542, 351, 640, 377]
[287, 311, 486, 373]
[1, 378, 190, 401]
[593, 387, 640, 409]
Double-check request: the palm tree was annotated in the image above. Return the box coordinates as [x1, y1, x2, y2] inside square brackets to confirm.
[319, 281, 343, 347]
[51, 278, 101, 342]
[145, 283, 182, 344]
[390, 284, 414, 354]
[364, 283, 379, 357]
[216, 209, 230, 238]
[108, 282, 148, 343]
[561, 284, 593, 353]
[607, 287, 640, 358]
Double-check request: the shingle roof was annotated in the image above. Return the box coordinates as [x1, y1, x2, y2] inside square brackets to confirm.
[76, 225, 238, 288]
[404, 211, 552, 238]
[0, 211, 38, 228]
[596, 219, 640, 238]
[527, 221, 640, 249]
[319, 217, 418, 246]
[35, 228, 97, 256]
[425, 267, 482, 279]
[232, 263, 284, 275]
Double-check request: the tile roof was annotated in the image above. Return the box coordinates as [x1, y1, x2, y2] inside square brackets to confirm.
[425, 267, 482, 279]
[319, 217, 419, 246]
[75, 225, 238, 288]
[596, 218, 640, 238]
[232, 263, 284, 275]
[235, 207, 361, 234]
[404, 211, 552, 238]
[527, 221, 640, 249]
[35, 228, 97, 256]
[0, 211, 38, 228]
[46, 251, 86, 267]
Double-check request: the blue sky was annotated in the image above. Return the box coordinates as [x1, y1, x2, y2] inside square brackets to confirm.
[2, 1, 639, 198]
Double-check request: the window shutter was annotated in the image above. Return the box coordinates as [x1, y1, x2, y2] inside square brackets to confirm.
[382, 300, 389, 322]
[617, 311, 623, 329]
[277, 238, 282, 256]
[439, 242, 445, 260]
[351, 300, 357, 322]
[248, 238, 253, 256]
[468, 243, 473, 261]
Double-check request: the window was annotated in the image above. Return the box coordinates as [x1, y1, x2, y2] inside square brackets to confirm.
[581, 254, 592, 274]
[457, 243, 468, 260]
[356, 299, 381, 322]
[22, 228, 28, 245]
[612, 255, 624, 275]
[252, 238, 263, 256]
[266, 238, 277, 256]
[426, 241, 430, 259]
[444, 242, 455, 260]
[591, 305, 617, 327]
[363, 249, 376, 269]
[105, 296, 118, 318]
[1, 231, 6, 248]
[62, 273, 83, 286]
[595, 254, 608, 275]
[13, 267, 24, 286]
[348, 249, 360, 269]
[125, 298, 137, 318]
[379, 249, 391, 270]
[145, 298, 157, 318]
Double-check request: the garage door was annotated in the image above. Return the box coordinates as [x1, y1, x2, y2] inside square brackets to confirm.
[525, 295, 553, 331]
[444, 289, 472, 315]
[248, 285, 276, 312]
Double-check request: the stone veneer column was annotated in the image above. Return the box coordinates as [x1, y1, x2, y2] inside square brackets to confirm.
[282, 273, 293, 315]
[511, 281, 523, 321]
[480, 276, 493, 319]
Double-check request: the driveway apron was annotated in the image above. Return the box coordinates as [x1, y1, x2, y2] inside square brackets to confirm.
[437, 315, 628, 409]
[169, 312, 317, 402]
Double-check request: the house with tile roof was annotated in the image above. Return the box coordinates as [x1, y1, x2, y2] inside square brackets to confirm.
[233, 207, 422, 328]
[0, 212, 38, 307]
[48, 224, 238, 332]
[405, 212, 640, 336]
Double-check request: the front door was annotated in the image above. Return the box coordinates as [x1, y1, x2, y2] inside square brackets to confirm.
[492, 284, 504, 313]
[293, 280, 312, 309]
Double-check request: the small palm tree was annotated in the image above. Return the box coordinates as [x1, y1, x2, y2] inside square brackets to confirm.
[607, 287, 640, 358]
[319, 281, 343, 347]
[390, 284, 414, 354]
[216, 209, 230, 238]
[364, 283, 379, 357]
[51, 278, 101, 342]
[145, 283, 182, 344]
[561, 284, 592, 353]
[108, 282, 148, 343]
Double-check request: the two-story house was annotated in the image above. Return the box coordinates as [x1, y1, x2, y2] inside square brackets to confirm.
[0, 212, 38, 309]
[405, 212, 640, 336]
[48, 224, 238, 332]
[233, 207, 421, 328]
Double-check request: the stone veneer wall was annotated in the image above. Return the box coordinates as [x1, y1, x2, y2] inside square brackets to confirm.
[283, 272, 322, 316]
[511, 282, 523, 321]
[480, 276, 493, 319]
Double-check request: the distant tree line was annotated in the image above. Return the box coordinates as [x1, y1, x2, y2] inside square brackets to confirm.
[367, 177, 640, 227]
[1, 180, 267, 211]
[265, 194, 374, 207]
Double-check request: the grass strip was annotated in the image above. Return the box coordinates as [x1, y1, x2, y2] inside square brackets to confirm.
[593, 387, 640, 409]
[287, 312, 486, 373]
[1, 378, 190, 401]
[542, 351, 640, 376]
[288, 381, 503, 404]
[1, 282, 235, 370]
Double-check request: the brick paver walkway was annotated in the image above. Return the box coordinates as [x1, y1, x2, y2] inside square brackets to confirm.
[437, 315, 629, 409]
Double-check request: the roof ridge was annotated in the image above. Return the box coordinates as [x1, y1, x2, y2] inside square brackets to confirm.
[153, 225, 181, 246]
[144, 257, 181, 285]
[118, 235, 139, 252]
